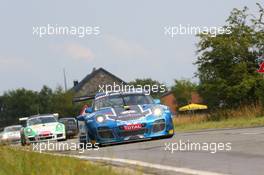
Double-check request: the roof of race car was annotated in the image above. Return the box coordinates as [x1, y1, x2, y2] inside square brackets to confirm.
[95, 90, 148, 100]
[72, 90, 150, 103]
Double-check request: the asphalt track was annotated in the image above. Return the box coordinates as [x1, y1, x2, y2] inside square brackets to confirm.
[56, 127, 264, 175]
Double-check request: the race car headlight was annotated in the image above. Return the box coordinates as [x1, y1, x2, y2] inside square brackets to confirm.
[96, 115, 105, 123]
[25, 127, 34, 136]
[56, 123, 64, 132]
[2, 134, 8, 139]
[153, 107, 164, 117]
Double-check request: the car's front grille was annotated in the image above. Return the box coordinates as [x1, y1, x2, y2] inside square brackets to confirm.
[109, 115, 144, 121]
[152, 119, 165, 133]
[36, 133, 54, 141]
[39, 136, 53, 140]
[97, 127, 114, 139]
[118, 128, 147, 138]
[38, 132, 53, 137]
[29, 137, 36, 141]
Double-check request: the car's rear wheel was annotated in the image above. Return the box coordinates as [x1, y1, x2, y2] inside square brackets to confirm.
[57, 139, 66, 142]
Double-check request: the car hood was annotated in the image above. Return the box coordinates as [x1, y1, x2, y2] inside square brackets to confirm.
[95, 104, 154, 121]
[29, 122, 59, 133]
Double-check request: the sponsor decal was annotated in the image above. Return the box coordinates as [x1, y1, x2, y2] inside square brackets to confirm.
[40, 131, 51, 136]
[123, 124, 142, 131]
[121, 110, 136, 114]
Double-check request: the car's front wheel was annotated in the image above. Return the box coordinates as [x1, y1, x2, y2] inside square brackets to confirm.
[57, 136, 67, 142]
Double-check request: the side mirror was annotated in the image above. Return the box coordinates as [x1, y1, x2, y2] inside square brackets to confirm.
[85, 107, 93, 113]
[153, 99, 161, 104]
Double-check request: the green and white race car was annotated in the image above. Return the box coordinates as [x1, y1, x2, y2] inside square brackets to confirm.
[20, 114, 66, 146]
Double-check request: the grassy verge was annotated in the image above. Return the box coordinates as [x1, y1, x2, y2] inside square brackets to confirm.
[0, 146, 132, 175]
[174, 105, 264, 132]
[174, 116, 264, 132]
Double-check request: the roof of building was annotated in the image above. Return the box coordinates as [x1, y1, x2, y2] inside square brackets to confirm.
[160, 91, 173, 98]
[72, 67, 127, 92]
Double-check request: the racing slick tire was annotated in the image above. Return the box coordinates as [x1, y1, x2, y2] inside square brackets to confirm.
[57, 138, 67, 142]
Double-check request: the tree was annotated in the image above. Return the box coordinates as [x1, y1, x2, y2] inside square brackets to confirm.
[171, 79, 197, 107]
[0, 89, 39, 126]
[51, 87, 79, 117]
[39, 85, 53, 114]
[0, 86, 82, 128]
[195, 4, 264, 108]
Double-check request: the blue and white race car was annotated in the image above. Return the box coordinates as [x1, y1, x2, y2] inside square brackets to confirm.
[75, 91, 174, 146]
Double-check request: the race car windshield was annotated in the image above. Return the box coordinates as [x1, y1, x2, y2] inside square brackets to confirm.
[60, 118, 76, 125]
[94, 93, 153, 110]
[27, 116, 57, 126]
[4, 126, 22, 132]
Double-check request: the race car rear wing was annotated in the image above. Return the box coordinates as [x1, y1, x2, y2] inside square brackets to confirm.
[19, 117, 28, 127]
[19, 113, 58, 121]
[72, 95, 95, 103]
[19, 117, 29, 121]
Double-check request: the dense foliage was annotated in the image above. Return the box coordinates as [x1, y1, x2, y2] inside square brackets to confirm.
[171, 79, 197, 106]
[195, 4, 264, 108]
[0, 86, 83, 128]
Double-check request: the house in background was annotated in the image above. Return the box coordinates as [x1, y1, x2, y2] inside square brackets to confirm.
[160, 91, 203, 114]
[160, 92, 178, 114]
[71, 67, 203, 114]
[72, 67, 126, 97]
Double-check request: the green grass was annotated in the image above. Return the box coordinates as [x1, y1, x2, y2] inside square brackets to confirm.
[174, 116, 264, 132]
[0, 146, 125, 175]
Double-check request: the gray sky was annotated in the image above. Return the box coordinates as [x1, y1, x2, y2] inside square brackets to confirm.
[0, 0, 260, 94]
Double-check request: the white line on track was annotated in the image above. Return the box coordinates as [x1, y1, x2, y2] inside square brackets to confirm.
[65, 154, 229, 175]
[241, 132, 260, 135]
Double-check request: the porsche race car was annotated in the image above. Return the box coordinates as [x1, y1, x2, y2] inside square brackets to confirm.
[75, 91, 174, 146]
[1, 125, 22, 144]
[20, 114, 66, 146]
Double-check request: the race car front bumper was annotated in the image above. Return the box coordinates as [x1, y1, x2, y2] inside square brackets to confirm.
[27, 132, 66, 143]
[90, 114, 174, 145]
[1, 137, 21, 144]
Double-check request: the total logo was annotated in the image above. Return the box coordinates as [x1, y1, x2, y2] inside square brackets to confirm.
[123, 124, 142, 130]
